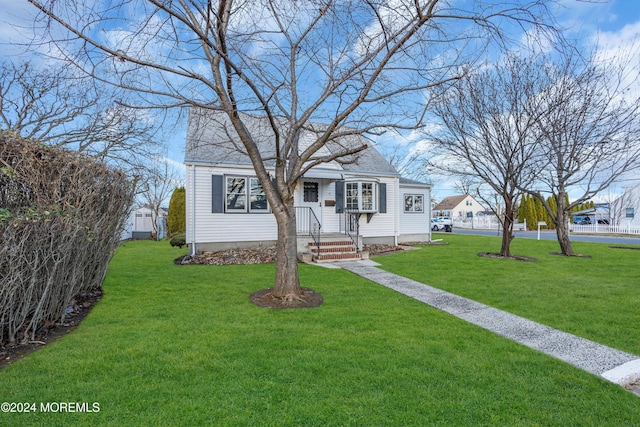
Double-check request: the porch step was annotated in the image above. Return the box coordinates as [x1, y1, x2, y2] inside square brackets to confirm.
[314, 252, 362, 262]
[308, 240, 362, 263]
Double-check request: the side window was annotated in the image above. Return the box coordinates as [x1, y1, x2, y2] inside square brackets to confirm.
[226, 177, 246, 211]
[361, 183, 374, 211]
[249, 178, 268, 212]
[346, 182, 359, 210]
[404, 195, 424, 212]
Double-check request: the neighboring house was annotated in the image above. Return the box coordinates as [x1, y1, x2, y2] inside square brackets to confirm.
[610, 185, 640, 226]
[184, 108, 432, 256]
[121, 207, 167, 240]
[571, 204, 610, 225]
[432, 194, 486, 219]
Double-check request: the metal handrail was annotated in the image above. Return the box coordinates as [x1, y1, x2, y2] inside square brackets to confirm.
[295, 206, 321, 252]
[342, 208, 360, 252]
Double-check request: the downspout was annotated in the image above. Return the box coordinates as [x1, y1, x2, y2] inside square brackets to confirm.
[428, 186, 432, 242]
[191, 164, 197, 257]
[394, 177, 399, 246]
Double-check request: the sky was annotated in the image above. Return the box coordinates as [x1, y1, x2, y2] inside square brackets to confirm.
[1, 0, 639, 201]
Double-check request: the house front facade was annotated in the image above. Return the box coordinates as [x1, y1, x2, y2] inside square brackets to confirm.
[432, 194, 486, 219]
[184, 108, 431, 255]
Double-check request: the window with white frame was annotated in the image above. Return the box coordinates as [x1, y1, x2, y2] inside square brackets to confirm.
[626, 207, 635, 218]
[250, 178, 268, 212]
[225, 176, 269, 213]
[404, 194, 424, 213]
[226, 177, 246, 211]
[345, 181, 377, 212]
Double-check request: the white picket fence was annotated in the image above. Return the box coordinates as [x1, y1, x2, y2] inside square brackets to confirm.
[451, 218, 503, 230]
[570, 223, 640, 235]
[451, 218, 640, 236]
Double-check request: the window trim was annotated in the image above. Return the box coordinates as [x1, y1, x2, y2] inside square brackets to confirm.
[344, 180, 378, 213]
[249, 177, 269, 213]
[404, 194, 424, 213]
[223, 175, 269, 214]
[225, 176, 247, 212]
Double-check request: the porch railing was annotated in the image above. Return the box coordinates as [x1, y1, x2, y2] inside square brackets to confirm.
[340, 209, 360, 251]
[295, 207, 321, 251]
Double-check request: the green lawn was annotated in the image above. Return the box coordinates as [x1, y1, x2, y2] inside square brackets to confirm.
[1, 238, 639, 426]
[378, 233, 640, 356]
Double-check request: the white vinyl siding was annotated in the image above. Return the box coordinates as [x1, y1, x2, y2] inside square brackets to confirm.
[186, 165, 277, 245]
[357, 177, 396, 239]
[399, 187, 431, 236]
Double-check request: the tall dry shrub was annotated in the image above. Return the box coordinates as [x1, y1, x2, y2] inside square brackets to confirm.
[0, 132, 134, 344]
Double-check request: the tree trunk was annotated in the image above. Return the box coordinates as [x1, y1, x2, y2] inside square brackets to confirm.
[271, 204, 303, 299]
[500, 197, 514, 257]
[554, 192, 575, 256]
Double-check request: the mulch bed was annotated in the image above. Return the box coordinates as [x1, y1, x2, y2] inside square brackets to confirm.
[179, 246, 277, 265]
[177, 243, 411, 266]
[549, 252, 592, 258]
[0, 289, 103, 370]
[478, 252, 537, 262]
[249, 287, 324, 309]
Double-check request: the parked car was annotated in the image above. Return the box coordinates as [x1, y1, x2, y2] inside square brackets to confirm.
[431, 217, 452, 231]
[573, 216, 590, 225]
[431, 218, 445, 231]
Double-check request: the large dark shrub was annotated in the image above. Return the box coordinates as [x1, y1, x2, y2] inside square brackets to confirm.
[0, 132, 134, 344]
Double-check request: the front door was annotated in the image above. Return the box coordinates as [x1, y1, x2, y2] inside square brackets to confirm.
[299, 179, 322, 232]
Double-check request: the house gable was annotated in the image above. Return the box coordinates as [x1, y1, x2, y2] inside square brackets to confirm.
[433, 194, 485, 218]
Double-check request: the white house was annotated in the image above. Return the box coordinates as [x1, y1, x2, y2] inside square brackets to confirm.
[184, 108, 431, 259]
[432, 194, 486, 219]
[610, 185, 640, 227]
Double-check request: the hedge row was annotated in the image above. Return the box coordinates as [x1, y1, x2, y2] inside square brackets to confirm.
[0, 132, 134, 344]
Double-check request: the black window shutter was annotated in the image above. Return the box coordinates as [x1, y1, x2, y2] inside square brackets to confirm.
[378, 183, 387, 213]
[335, 180, 344, 213]
[212, 175, 224, 213]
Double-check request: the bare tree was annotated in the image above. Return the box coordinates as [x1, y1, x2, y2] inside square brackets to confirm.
[27, 0, 555, 301]
[428, 54, 546, 257]
[525, 49, 640, 256]
[0, 60, 162, 171]
[137, 157, 184, 240]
